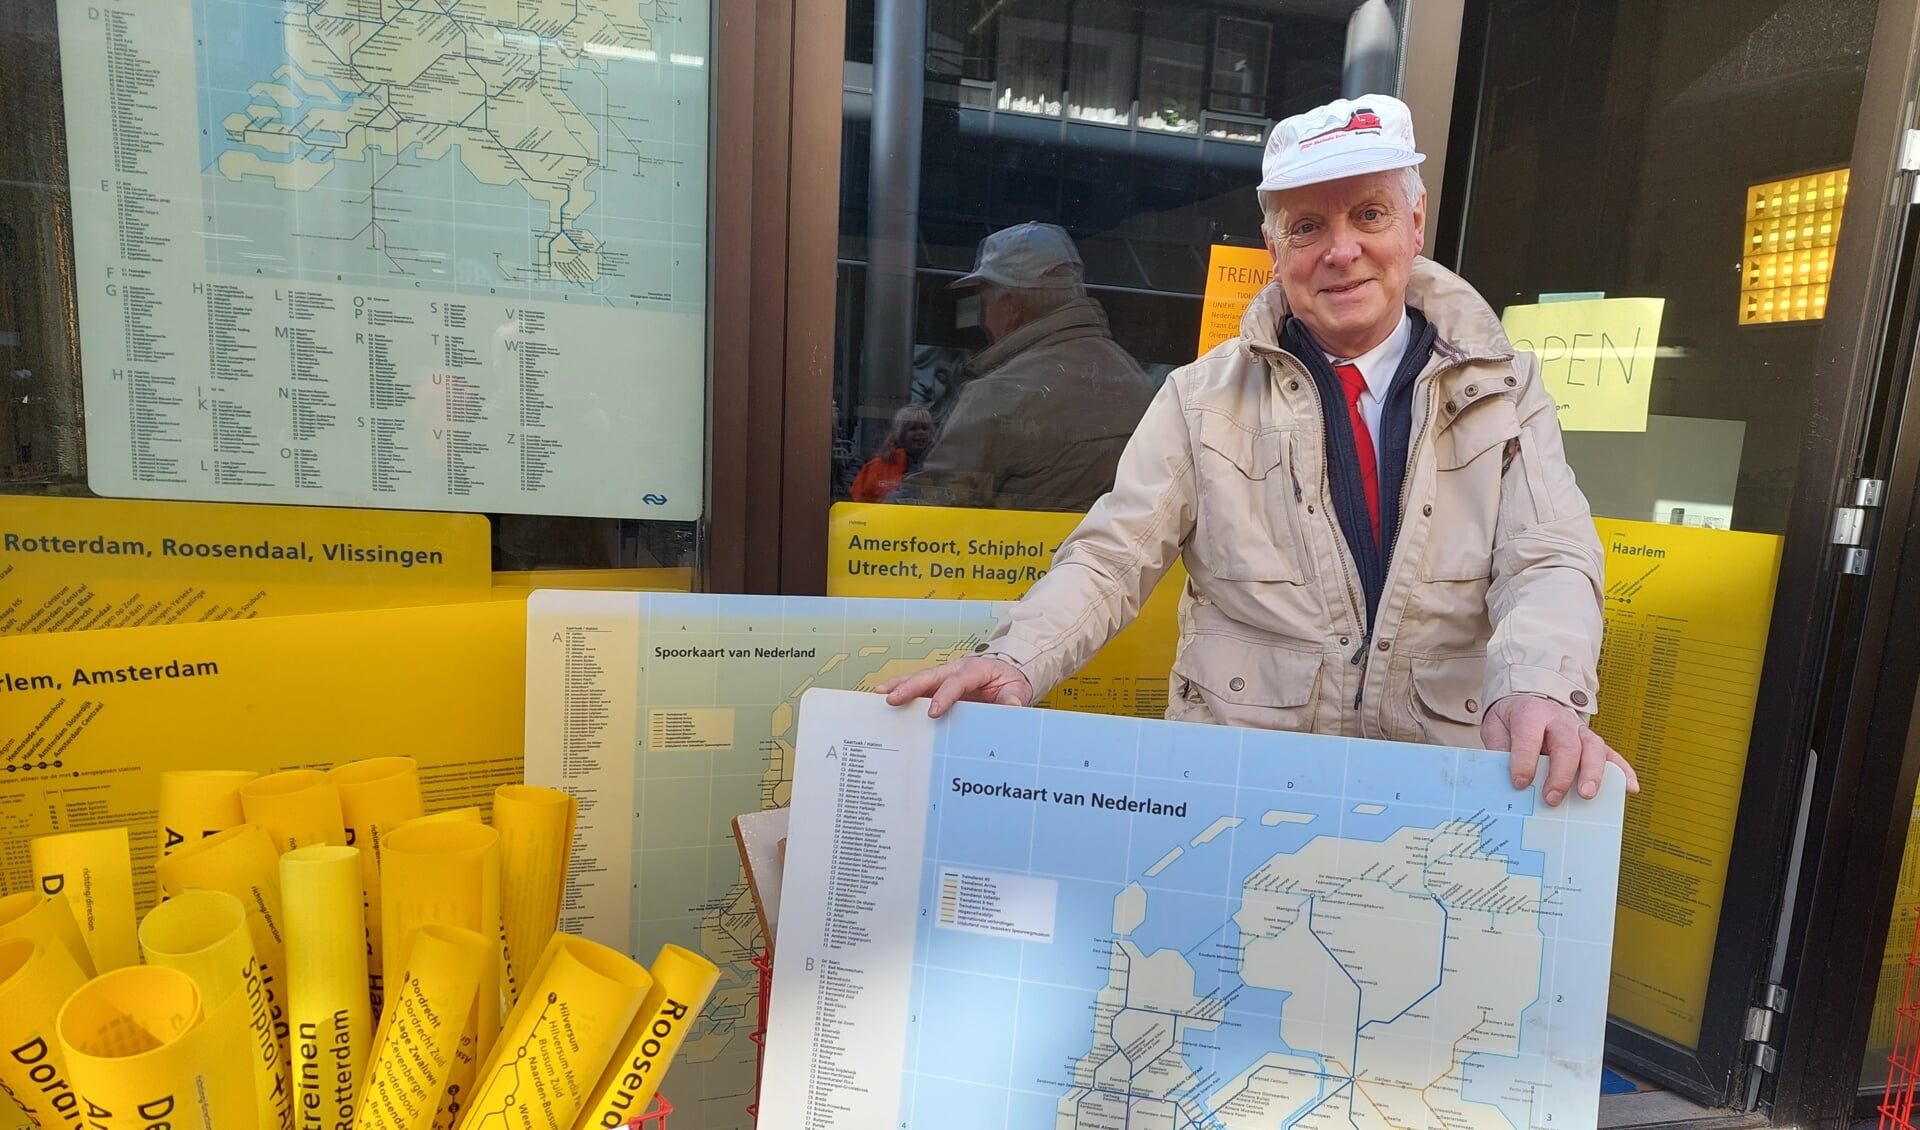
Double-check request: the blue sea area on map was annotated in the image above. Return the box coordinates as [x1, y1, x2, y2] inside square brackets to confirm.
[902, 703, 1577, 1126]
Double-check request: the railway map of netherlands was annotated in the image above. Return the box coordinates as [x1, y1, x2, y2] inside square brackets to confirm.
[200, 0, 702, 302]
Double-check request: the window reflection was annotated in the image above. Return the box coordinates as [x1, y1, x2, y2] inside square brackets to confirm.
[1210, 17, 1272, 117]
[837, 0, 1401, 514]
[996, 0, 1068, 117]
[1139, 11, 1206, 134]
[1068, 6, 1140, 126]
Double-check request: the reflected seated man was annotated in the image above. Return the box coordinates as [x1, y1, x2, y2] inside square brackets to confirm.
[897, 222, 1155, 512]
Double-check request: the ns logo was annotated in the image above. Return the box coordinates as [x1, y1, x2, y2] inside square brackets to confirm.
[641, 494, 669, 506]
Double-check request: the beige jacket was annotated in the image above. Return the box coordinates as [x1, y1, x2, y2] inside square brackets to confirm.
[981, 258, 1605, 748]
[902, 299, 1154, 511]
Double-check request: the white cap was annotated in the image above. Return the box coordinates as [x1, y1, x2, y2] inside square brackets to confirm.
[1258, 94, 1425, 192]
[949, 222, 1085, 290]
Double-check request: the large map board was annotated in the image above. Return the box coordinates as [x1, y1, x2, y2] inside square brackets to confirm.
[56, 0, 707, 517]
[763, 688, 1627, 1130]
[522, 590, 1014, 1129]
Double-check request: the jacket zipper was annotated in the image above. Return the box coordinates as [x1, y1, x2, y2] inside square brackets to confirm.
[1287, 359, 1369, 668]
[1356, 369, 1445, 712]
[1355, 368, 1444, 711]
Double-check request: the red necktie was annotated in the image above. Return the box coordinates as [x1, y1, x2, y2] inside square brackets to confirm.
[1335, 363, 1380, 546]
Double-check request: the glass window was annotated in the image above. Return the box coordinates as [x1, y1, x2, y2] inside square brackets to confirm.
[1452, 0, 1875, 1057]
[1209, 16, 1272, 117]
[926, 0, 995, 108]
[835, 0, 1385, 519]
[1138, 10, 1207, 135]
[995, 0, 1069, 117]
[0, 0, 711, 580]
[1067, 5, 1139, 126]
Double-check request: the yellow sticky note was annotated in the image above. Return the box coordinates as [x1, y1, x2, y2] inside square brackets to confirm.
[574, 945, 720, 1130]
[55, 965, 260, 1130]
[280, 846, 371, 1130]
[460, 935, 652, 1130]
[1500, 297, 1665, 432]
[1195, 245, 1274, 357]
[361, 925, 490, 1130]
[0, 495, 493, 636]
[491, 786, 576, 1010]
[828, 502, 1183, 719]
[0, 937, 89, 1130]
[138, 889, 292, 1130]
[1591, 518, 1783, 1048]
[28, 828, 139, 973]
[0, 601, 526, 906]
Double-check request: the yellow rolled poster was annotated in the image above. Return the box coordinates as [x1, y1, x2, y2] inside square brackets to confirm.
[0, 891, 95, 979]
[457, 935, 651, 1130]
[56, 965, 260, 1130]
[153, 824, 293, 1091]
[278, 846, 369, 1130]
[240, 771, 348, 855]
[399, 809, 482, 830]
[0, 937, 88, 1129]
[491, 785, 576, 1008]
[573, 945, 720, 1130]
[381, 822, 502, 1065]
[360, 925, 490, 1130]
[28, 828, 139, 973]
[329, 757, 424, 1013]
[138, 890, 292, 1130]
[156, 770, 257, 858]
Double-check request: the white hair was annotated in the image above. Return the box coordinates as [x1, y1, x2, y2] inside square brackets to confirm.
[1257, 165, 1427, 239]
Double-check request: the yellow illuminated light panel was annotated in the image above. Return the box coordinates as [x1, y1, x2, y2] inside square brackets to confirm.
[1741, 168, 1847, 324]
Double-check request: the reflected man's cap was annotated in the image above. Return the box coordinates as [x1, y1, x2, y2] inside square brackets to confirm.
[1258, 94, 1425, 192]
[949, 222, 1085, 290]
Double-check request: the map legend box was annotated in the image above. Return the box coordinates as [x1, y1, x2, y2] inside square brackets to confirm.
[933, 869, 1057, 942]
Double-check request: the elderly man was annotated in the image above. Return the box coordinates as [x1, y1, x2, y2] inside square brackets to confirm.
[884, 95, 1637, 807]
[897, 222, 1154, 511]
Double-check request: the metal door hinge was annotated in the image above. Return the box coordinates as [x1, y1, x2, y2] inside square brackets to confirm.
[1834, 480, 1886, 574]
[1903, 129, 1920, 172]
[1745, 983, 1789, 1075]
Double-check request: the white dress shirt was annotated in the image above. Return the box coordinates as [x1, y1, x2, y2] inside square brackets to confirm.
[1328, 310, 1413, 480]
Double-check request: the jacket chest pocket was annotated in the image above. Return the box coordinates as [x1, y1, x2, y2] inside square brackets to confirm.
[1194, 414, 1312, 584]
[1422, 396, 1519, 583]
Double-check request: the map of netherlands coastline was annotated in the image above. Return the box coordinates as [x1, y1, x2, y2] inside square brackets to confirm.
[201, 0, 696, 300]
[1057, 819, 1548, 1129]
[763, 690, 1627, 1130]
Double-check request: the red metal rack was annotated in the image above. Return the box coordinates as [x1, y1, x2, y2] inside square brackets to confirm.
[626, 1094, 673, 1128]
[1881, 910, 1920, 1129]
[745, 949, 775, 1121]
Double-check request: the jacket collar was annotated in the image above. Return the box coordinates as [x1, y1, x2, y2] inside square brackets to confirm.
[967, 298, 1114, 379]
[1240, 257, 1516, 406]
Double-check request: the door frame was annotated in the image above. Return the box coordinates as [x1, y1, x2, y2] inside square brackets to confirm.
[1768, 0, 1920, 1118]
[707, 0, 844, 595]
[1436, 0, 1920, 1107]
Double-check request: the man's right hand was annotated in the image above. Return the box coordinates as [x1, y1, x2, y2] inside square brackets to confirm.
[878, 656, 1034, 718]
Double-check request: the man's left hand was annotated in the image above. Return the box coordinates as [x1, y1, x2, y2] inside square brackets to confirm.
[1482, 694, 1641, 806]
